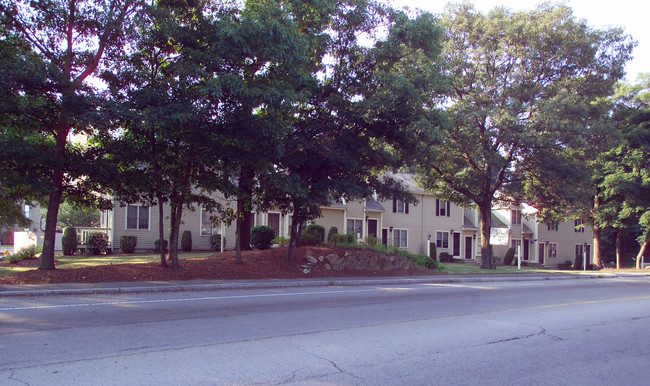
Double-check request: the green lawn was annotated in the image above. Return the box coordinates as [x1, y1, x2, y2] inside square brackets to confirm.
[438, 262, 591, 275]
[56, 252, 214, 268]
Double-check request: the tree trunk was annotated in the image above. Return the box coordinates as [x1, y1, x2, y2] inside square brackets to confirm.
[635, 230, 649, 270]
[235, 211, 242, 264]
[238, 166, 255, 251]
[167, 203, 182, 270]
[615, 227, 623, 270]
[592, 192, 603, 268]
[39, 128, 68, 270]
[158, 197, 167, 268]
[287, 215, 299, 262]
[39, 185, 63, 270]
[479, 204, 495, 269]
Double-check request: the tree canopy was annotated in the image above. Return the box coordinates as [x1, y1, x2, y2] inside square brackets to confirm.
[416, 3, 634, 269]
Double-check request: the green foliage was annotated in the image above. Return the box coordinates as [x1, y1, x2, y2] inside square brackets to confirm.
[250, 225, 275, 250]
[209, 234, 224, 252]
[5, 244, 42, 263]
[364, 235, 379, 246]
[181, 230, 192, 252]
[120, 235, 137, 254]
[329, 234, 356, 246]
[558, 260, 573, 270]
[299, 232, 321, 246]
[45, 203, 101, 228]
[411, 254, 439, 270]
[304, 224, 325, 243]
[503, 247, 516, 266]
[154, 239, 168, 254]
[61, 227, 78, 256]
[327, 227, 338, 241]
[439, 252, 453, 263]
[85, 232, 109, 256]
[271, 237, 289, 247]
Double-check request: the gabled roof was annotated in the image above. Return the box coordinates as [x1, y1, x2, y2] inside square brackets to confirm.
[365, 199, 385, 212]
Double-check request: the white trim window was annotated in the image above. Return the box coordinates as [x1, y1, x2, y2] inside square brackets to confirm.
[126, 205, 149, 230]
[436, 231, 449, 249]
[200, 208, 218, 236]
[436, 199, 451, 217]
[511, 209, 521, 225]
[548, 243, 558, 258]
[393, 229, 408, 248]
[574, 219, 585, 233]
[347, 218, 363, 238]
[547, 223, 558, 231]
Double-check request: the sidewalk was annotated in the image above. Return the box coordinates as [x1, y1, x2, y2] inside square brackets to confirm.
[3, 271, 645, 297]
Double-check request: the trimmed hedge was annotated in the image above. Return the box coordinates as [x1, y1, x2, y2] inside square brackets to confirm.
[304, 224, 325, 243]
[62, 227, 78, 255]
[154, 239, 167, 253]
[439, 252, 453, 262]
[181, 230, 192, 252]
[250, 225, 275, 250]
[120, 235, 137, 254]
[329, 233, 355, 245]
[327, 227, 338, 241]
[209, 234, 224, 251]
[86, 232, 109, 255]
[503, 247, 516, 266]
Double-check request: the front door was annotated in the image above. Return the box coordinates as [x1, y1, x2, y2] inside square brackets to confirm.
[381, 228, 388, 246]
[464, 236, 473, 259]
[452, 232, 461, 256]
[538, 243, 545, 264]
[523, 239, 530, 261]
[267, 213, 280, 238]
[367, 219, 378, 239]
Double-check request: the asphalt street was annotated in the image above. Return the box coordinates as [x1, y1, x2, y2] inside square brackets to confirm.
[1, 275, 649, 385]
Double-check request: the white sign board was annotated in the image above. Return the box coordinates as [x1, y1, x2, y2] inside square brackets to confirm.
[489, 228, 509, 245]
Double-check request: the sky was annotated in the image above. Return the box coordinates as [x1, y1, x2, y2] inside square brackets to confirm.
[386, 0, 648, 83]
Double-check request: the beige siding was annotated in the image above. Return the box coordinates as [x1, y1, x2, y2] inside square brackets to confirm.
[112, 201, 237, 253]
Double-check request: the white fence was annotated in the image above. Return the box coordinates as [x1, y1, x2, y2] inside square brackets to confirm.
[76, 227, 112, 247]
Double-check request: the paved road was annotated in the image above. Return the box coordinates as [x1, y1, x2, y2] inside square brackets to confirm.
[1, 276, 649, 385]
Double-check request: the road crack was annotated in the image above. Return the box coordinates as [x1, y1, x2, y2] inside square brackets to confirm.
[8, 371, 30, 386]
[487, 326, 564, 345]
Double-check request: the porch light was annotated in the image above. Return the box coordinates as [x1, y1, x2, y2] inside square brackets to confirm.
[450, 229, 454, 234]
[427, 234, 431, 241]
[389, 226, 393, 232]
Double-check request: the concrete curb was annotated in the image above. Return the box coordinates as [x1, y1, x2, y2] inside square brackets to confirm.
[0, 273, 624, 297]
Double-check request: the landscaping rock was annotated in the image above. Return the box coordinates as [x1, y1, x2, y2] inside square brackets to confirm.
[305, 255, 318, 264]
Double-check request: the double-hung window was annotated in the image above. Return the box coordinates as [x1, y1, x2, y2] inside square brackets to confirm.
[200, 208, 217, 236]
[547, 223, 558, 231]
[393, 229, 408, 248]
[347, 219, 363, 238]
[393, 199, 409, 214]
[574, 219, 585, 233]
[436, 231, 449, 249]
[549, 243, 558, 258]
[126, 205, 149, 230]
[511, 209, 521, 225]
[436, 199, 451, 217]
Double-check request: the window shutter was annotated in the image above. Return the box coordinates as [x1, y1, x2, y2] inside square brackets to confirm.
[405, 202, 409, 214]
[436, 199, 440, 216]
[446, 201, 451, 217]
[392, 199, 396, 213]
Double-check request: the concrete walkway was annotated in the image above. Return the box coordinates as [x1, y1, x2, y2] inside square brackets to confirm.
[2, 270, 647, 297]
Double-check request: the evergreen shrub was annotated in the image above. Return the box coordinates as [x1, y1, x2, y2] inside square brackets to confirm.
[86, 232, 109, 255]
[62, 227, 78, 255]
[154, 239, 168, 253]
[181, 230, 192, 252]
[250, 225, 275, 250]
[120, 235, 137, 254]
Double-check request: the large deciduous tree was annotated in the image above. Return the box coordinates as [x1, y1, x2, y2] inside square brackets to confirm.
[596, 75, 650, 269]
[260, 1, 446, 261]
[416, 3, 633, 269]
[1, 0, 142, 270]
